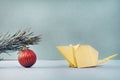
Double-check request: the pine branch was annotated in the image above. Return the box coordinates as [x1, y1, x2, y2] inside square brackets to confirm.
[0, 29, 41, 54]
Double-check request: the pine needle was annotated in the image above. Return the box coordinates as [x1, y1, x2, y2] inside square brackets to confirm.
[0, 28, 41, 54]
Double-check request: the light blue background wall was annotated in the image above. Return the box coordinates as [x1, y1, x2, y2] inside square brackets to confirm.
[0, 0, 119, 60]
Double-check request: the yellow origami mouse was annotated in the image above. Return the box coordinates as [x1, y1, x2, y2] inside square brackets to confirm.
[57, 44, 117, 68]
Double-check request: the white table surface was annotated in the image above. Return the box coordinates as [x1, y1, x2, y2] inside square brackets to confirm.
[0, 60, 120, 80]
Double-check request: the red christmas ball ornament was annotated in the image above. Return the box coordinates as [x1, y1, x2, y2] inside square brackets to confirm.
[18, 48, 37, 68]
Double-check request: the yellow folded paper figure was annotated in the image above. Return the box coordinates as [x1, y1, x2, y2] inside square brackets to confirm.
[57, 44, 117, 68]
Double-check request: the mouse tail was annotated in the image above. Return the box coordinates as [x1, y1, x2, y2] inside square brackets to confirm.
[98, 54, 118, 65]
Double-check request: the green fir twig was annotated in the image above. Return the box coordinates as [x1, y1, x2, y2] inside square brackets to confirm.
[0, 28, 41, 54]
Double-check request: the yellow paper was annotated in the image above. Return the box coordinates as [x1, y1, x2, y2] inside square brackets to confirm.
[57, 44, 117, 68]
[57, 46, 76, 67]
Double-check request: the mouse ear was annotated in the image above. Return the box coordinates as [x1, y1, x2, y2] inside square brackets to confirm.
[75, 45, 99, 68]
